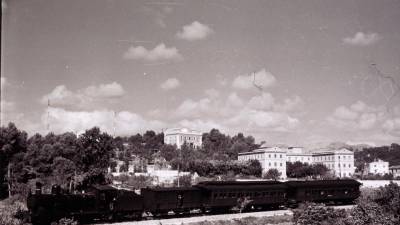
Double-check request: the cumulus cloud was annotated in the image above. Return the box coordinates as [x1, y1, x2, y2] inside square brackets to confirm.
[176, 21, 213, 41]
[248, 92, 275, 110]
[204, 89, 220, 99]
[327, 101, 385, 131]
[226, 108, 299, 132]
[333, 106, 359, 120]
[43, 108, 166, 136]
[227, 92, 244, 108]
[84, 82, 125, 98]
[170, 90, 302, 134]
[343, 32, 381, 46]
[232, 69, 276, 90]
[41, 82, 125, 109]
[123, 43, 183, 62]
[382, 118, 400, 136]
[160, 78, 181, 90]
[178, 119, 224, 132]
[175, 98, 213, 118]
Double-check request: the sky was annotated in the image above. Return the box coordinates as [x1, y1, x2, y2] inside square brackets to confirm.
[1, 0, 400, 148]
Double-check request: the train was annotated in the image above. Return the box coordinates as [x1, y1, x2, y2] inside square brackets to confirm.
[27, 179, 361, 225]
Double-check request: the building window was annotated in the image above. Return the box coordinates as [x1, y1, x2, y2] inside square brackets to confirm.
[280, 154, 282, 158]
[274, 162, 277, 166]
[274, 154, 276, 158]
[280, 163, 282, 166]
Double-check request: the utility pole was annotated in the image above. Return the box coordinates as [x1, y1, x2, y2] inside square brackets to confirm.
[47, 99, 50, 132]
[112, 111, 116, 138]
[177, 146, 181, 187]
[7, 164, 11, 197]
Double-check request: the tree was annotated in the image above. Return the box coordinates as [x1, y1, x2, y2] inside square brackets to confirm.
[75, 127, 114, 173]
[52, 157, 76, 189]
[159, 144, 178, 162]
[263, 169, 281, 180]
[242, 160, 262, 177]
[0, 123, 28, 197]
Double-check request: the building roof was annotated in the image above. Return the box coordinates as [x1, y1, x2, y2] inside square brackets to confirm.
[285, 179, 361, 188]
[142, 187, 200, 192]
[238, 147, 287, 155]
[312, 148, 353, 156]
[196, 181, 286, 190]
[164, 128, 202, 136]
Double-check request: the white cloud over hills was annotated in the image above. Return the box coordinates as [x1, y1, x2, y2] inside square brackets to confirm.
[41, 82, 125, 110]
[43, 108, 165, 136]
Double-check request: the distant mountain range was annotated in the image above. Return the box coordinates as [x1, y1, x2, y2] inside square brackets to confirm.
[303, 141, 374, 153]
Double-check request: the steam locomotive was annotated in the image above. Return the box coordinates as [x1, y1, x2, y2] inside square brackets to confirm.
[27, 179, 361, 225]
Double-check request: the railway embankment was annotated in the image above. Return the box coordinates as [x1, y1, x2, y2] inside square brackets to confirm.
[100, 205, 354, 225]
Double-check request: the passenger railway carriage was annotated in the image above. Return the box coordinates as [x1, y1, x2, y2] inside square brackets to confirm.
[197, 181, 287, 211]
[141, 187, 202, 215]
[285, 179, 361, 206]
[27, 179, 362, 225]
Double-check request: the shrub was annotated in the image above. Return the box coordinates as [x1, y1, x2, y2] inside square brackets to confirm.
[0, 197, 28, 225]
[292, 202, 347, 225]
[51, 218, 78, 225]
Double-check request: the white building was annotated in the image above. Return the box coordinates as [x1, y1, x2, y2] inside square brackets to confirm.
[312, 148, 355, 178]
[389, 165, 400, 178]
[238, 147, 287, 179]
[286, 147, 313, 164]
[164, 128, 202, 149]
[366, 159, 389, 175]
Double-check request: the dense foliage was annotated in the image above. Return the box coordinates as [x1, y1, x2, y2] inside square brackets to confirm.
[293, 182, 400, 225]
[0, 123, 262, 198]
[263, 169, 281, 180]
[286, 162, 329, 178]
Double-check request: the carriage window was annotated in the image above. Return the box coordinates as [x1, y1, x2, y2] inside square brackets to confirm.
[320, 191, 325, 195]
[305, 191, 310, 196]
[213, 193, 218, 199]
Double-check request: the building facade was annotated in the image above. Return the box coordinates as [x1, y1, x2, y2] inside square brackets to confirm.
[164, 128, 202, 149]
[366, 159, 389, 175]
[238, 147, 355, 179]
[238, 147, 287, 179]
[312, 149, 355, 178]
[286, 147, 313, 164]
[389, 165, 400, 178]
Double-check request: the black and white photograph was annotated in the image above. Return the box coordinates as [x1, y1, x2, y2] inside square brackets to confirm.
[1, 0, 400, 225]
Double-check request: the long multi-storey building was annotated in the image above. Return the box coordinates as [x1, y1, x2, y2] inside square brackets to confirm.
[312, 149, 355, 178]
[286, 147, 313, 164]
[238, 147, 287, 179]
[238, 147, 355, 179]
[164, 128, 202, 149]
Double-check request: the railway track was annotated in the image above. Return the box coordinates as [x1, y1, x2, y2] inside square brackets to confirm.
[98, 205, 355, 225]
